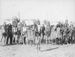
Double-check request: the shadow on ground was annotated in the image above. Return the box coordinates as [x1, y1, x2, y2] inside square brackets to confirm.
[40, 47, 59, 52]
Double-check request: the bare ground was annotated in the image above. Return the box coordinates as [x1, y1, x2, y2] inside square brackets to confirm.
[0, 44, 75, 57]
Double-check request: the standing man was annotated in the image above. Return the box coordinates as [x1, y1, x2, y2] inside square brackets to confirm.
[6, 24, 13, 45]
[41, 24, 45, 39]
[40, 24, 45, 44]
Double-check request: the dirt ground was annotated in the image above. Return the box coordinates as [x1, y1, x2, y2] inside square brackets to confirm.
[0, 44, 75, 57]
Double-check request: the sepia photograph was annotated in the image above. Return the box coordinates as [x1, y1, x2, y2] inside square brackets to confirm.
[0, 0, 75, 57]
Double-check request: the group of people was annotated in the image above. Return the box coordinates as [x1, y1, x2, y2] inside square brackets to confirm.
[0, 18, 75, 45]
[50, 21, 75, 44]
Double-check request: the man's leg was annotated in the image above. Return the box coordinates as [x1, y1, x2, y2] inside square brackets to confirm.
[17, 35, 20, 44]
[24, 37, 26, 44]
[6, 36, 9, 45]
[10, 35, 13, 44]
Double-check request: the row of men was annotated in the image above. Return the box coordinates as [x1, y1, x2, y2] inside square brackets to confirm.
[1, 22, 45, 45]
[1, 20, 75, 45]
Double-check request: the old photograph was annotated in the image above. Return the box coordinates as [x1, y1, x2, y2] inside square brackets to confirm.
[0, 0, 75, 57]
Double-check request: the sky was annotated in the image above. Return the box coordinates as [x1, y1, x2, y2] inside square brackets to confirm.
[0, 0, 75, 25]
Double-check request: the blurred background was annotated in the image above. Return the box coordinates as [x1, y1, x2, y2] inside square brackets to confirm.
[0, 0, 75, 25]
